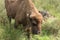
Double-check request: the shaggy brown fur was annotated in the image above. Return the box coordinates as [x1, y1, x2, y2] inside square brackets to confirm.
[25, 0, 43, 34]
[5, 0, 43, 36]
[5, 0, 23, 22]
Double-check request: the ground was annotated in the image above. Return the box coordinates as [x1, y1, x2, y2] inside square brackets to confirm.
[0, 0, 60, 40]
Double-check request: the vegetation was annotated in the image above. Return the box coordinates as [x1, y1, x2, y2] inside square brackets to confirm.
[0, 0, 60, 40]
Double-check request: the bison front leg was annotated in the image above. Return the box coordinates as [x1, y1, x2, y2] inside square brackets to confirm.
[26, 27, 32, 40]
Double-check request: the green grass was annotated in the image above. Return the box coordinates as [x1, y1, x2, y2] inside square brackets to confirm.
[0, 0, 60, 40]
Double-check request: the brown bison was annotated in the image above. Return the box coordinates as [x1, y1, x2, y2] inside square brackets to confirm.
[5, 0, 43, 40]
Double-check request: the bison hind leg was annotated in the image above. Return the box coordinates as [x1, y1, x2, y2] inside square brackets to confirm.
[8, 16, 11, 26]
[14, 20, 19, 29]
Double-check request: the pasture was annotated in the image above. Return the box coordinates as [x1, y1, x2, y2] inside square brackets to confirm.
[0, 0, 60, 40]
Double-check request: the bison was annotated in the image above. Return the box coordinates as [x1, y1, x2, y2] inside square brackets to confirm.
[5, 0, 43, 40]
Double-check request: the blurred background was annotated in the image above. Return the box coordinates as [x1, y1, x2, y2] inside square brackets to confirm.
[0, 0, 60, 40]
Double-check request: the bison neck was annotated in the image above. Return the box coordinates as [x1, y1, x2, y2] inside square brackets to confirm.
[25, 0, 35, 10]
[25, 0, 39, 16]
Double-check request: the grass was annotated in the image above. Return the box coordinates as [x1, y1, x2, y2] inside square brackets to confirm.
[0, 0, 60, 40]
